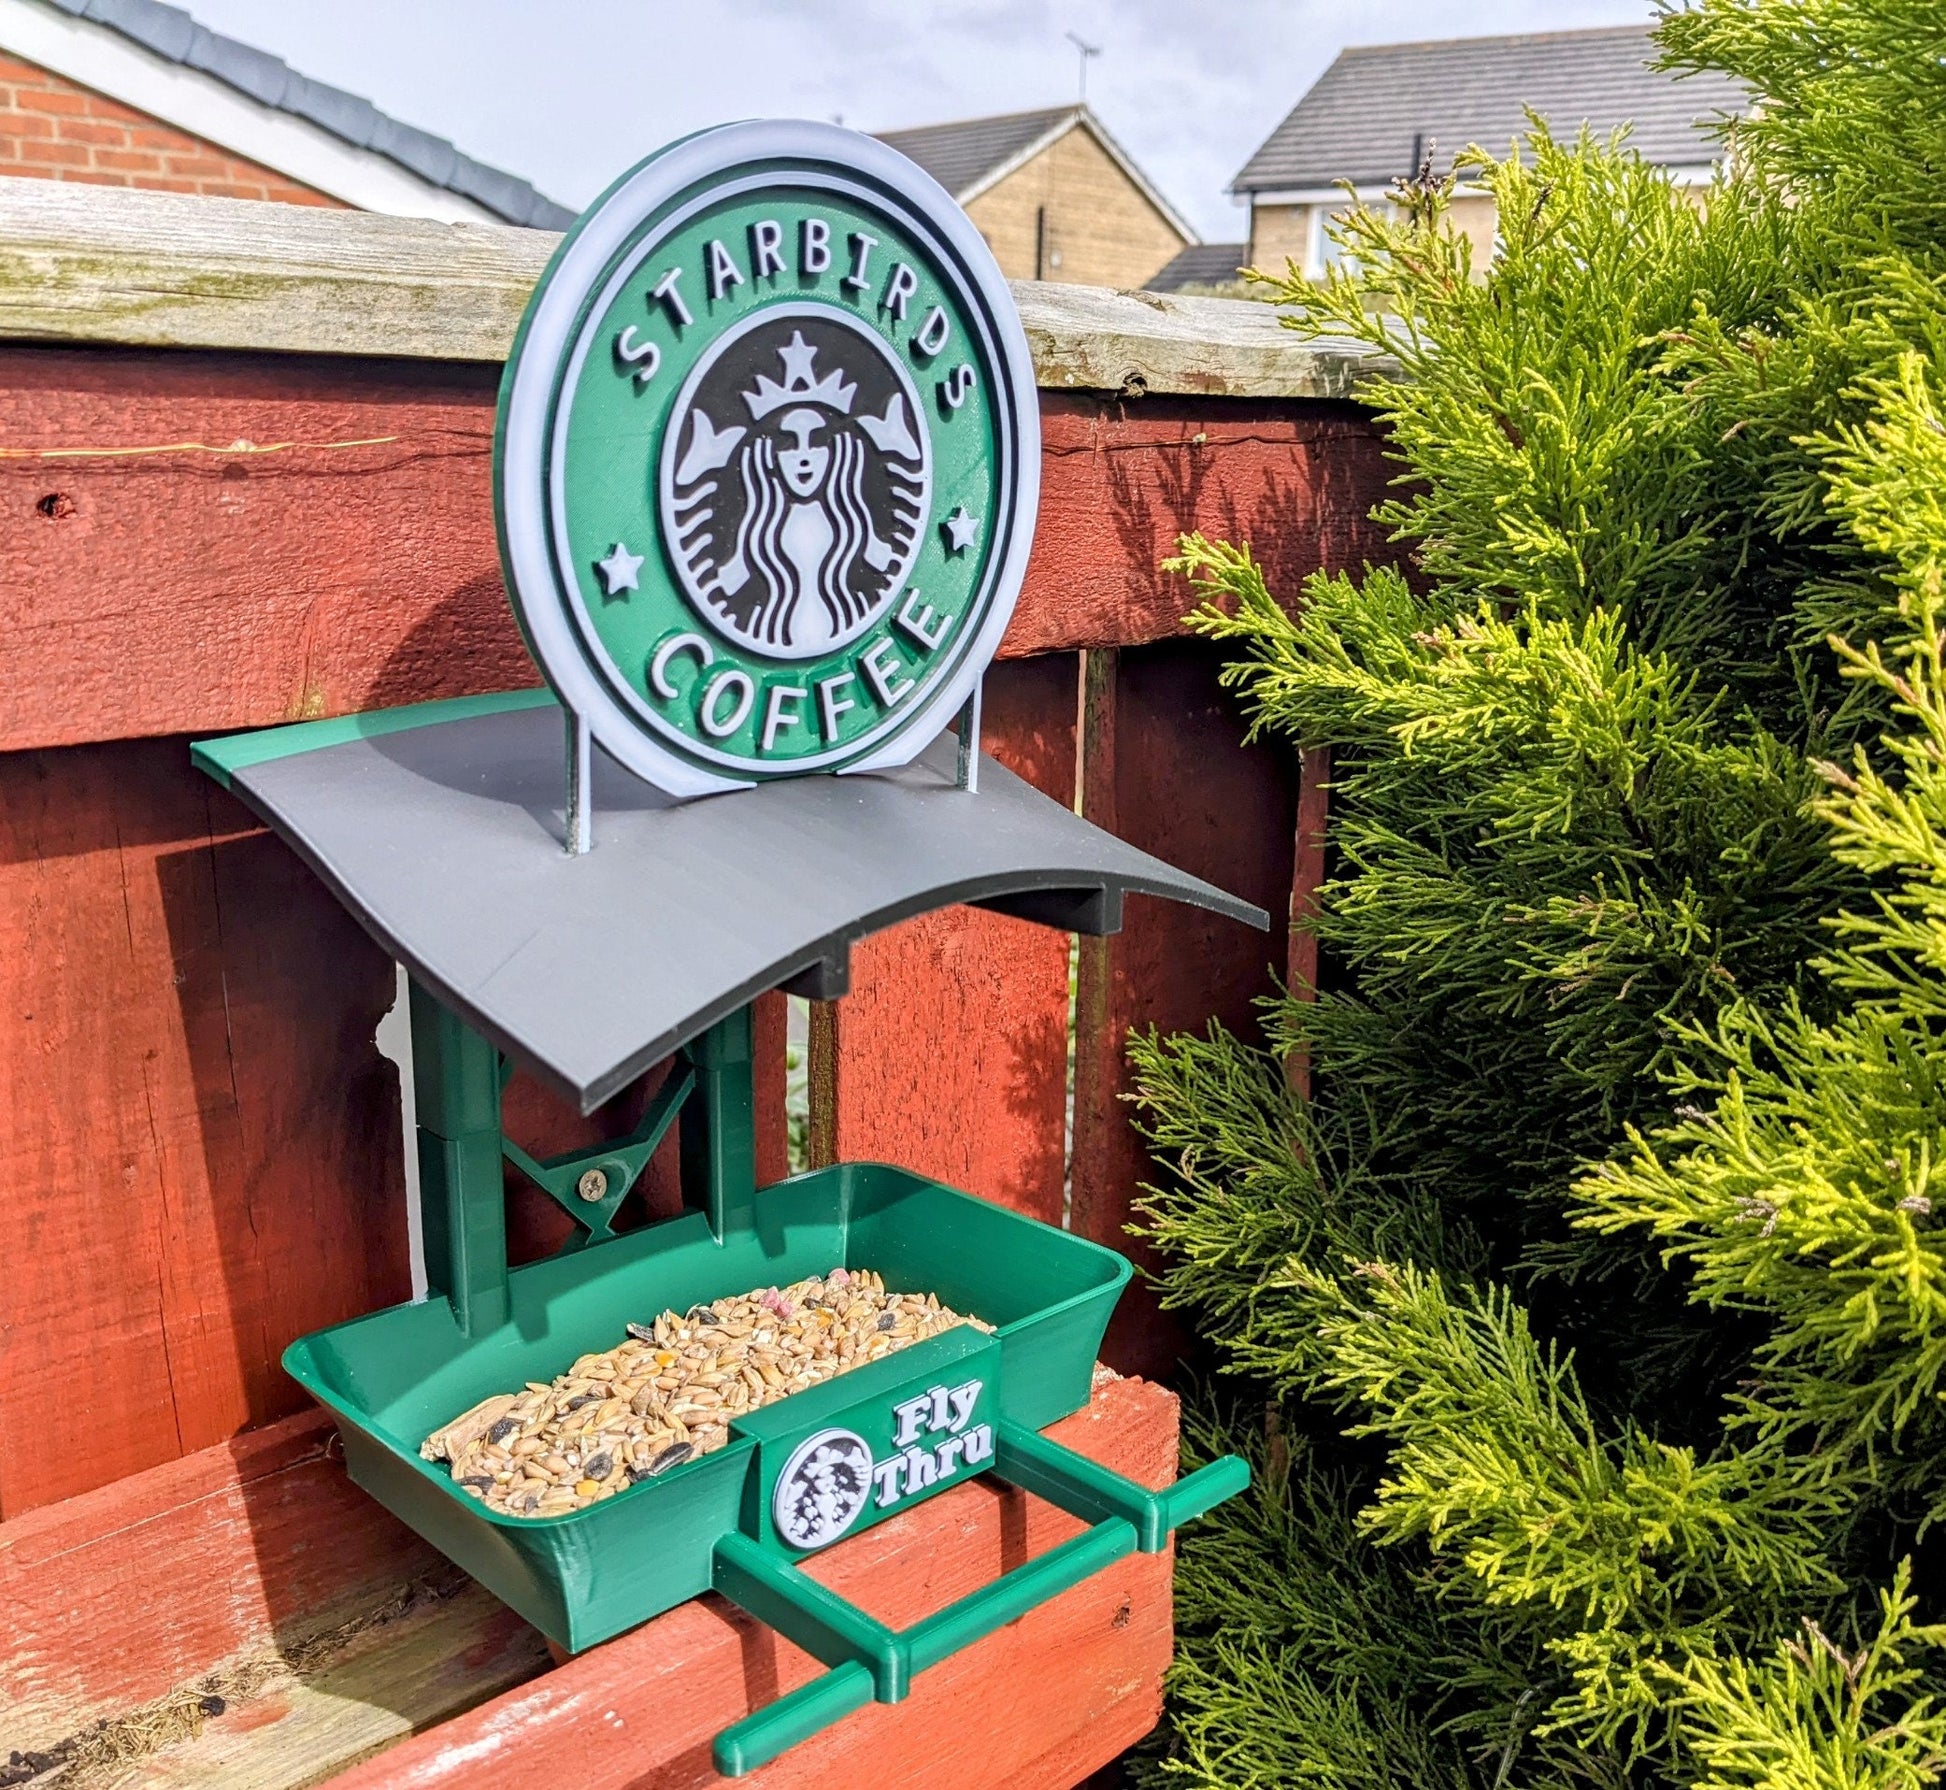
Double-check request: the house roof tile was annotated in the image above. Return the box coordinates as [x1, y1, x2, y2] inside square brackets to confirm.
[877, 102, 1196, 246]
[876, 105, 1077, 200]
[1147, 241, 1247, 292]
[1233, 25, 1746, 194]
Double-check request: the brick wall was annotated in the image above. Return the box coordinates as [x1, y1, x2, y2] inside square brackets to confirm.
[0, 50, 343, 206]
[1248, 201, 1313, 275]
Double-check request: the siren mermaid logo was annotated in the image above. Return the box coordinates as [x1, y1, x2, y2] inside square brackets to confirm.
[497, 121, 1038, 794]
[662, 312, 931, 660]
[772, 1426, 874, 1549]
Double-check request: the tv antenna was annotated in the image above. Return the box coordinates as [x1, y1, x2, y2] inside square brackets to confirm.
[1064, 31, 1100, 104]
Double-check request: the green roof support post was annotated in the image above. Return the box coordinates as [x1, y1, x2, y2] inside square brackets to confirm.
[409, 979, 509, 1336]
[682, 1005, 757, 1242]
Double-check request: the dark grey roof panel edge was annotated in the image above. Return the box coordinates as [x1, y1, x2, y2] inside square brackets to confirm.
[560, 850, 1265, 1111]
[39, 0, 577, 228]
[1147, 241, 1249, 291]
[217, 714, 1267, 1115]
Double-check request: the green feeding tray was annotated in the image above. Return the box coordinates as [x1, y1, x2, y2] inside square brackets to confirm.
[195, 698, 1263, 1776]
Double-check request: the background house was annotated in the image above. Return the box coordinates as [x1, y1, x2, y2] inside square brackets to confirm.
[1232, 24, 1746, 277]
[0, 0, 568, 224]
[877, 102, 1195, 289]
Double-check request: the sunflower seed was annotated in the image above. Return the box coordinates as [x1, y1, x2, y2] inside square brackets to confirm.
[648, 1441, 693, 1474]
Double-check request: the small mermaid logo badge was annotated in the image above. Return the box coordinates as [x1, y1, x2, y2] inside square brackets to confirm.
[772, 1426, 874, 1549]
[660, 309, 931, 659]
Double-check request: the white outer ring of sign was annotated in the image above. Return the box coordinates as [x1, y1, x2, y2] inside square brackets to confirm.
[772, 1424, 874, 1550]
[498, 120, 1040, 797]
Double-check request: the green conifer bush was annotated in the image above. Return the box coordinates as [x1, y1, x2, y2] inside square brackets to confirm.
[1135, 3, 1946, 1783]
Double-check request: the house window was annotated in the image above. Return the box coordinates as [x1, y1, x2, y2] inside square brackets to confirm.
[1313, 198, 1392, 276]
[1313, 203, 1359, 276]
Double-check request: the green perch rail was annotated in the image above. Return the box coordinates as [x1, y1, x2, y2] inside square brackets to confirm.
[710, 1438, 1250, 1775]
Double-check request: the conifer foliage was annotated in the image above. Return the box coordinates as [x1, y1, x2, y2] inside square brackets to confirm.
[1135, 4, 1946, 1784]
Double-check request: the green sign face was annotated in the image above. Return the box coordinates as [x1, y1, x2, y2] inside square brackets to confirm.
[732, 1325, 1001, 1554]
[497, 124, 1039, 796]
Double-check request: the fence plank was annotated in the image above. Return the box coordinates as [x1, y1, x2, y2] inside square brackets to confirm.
[1070, 643, 1298, 1381]
[0, 346, 525, 757]
[821, 655, 1078, 1224]
[1286, 746, 1331, 1097]
[1, 1378, 1175, 1789]
[0, 739, 411, 1518]
[0, 1411, 463, 1750]
[752, 991, 791, 1187]
[0, 350, 1391, 754]
[0, 177, 1390, 399]
[1014, 395, 1390, 660]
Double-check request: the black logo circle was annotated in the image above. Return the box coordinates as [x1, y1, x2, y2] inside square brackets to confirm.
[660, 307, 932, 661]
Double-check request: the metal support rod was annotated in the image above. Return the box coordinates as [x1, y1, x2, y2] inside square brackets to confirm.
[566, 709, 593, 855]
[954, 678, 983, 793]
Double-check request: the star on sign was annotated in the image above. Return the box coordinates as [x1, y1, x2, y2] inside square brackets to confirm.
[777, 329, 820, 387]
[941, 507, 981, 555]
[597, 541, 643, 596]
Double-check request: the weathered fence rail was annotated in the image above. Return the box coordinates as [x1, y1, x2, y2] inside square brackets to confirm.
[0, 182, 1394, 1784]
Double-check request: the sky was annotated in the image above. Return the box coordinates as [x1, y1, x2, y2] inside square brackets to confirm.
[179, 0, 1659, 241]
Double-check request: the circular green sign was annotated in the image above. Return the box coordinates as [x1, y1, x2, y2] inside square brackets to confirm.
[496, 123, 1039, 796]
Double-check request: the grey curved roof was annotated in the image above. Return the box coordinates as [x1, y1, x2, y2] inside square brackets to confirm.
[195, 694, 1266, 1111]
[1233, 25, 1747, 193]
[40, 0, 575, 227]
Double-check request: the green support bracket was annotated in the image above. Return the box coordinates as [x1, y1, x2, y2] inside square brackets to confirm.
[713, 1663, 875, 1778]
[412, 982, 704, 1305]
[709, 1517, 1137, 1774]
[681, 1006, 757, 1242]
[409, 980, 509, 1338]
[713, 1532, 904, 1695]
[994, 1421, 1251, 1553]
[502, 1065, 694, 1244]
[708, 1422, 1247, 1775]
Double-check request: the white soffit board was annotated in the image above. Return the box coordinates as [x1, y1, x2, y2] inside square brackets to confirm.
[1251, 161, 1722, 208]
[0, 0, 499, 221]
